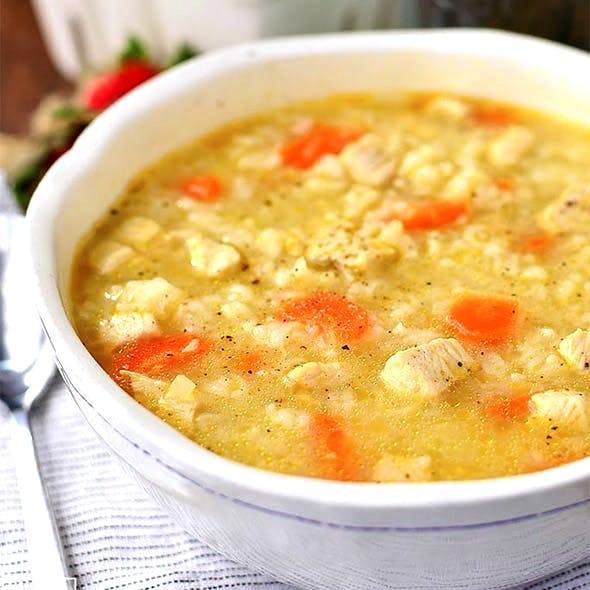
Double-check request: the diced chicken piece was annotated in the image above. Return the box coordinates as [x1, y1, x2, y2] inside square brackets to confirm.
[265, 403, 309, 428]
[114, 277, 186, 319]
[380, 337, 479, 399]
[559, 329, 590, 372]
[111, 216, 162, 250]
[284, 362, 348, 390]
[409, 164, 444, 194]
[399, 145, 436, 176]
[310, 154, 346, 179]
[100, 312, 159, 348]
[186, 234, 242, 278]
[373, 455, 433, 482]
[88, 240, 135, 274]
[160, 374, 197, 410]
[442, 166, 487, 200]
[219, 301, 250, 320]
[306, 224, 398, 274]
[257, 228, 284, 259]
[340, 134, 396, 187]
[305, 225, 353, 269]
[159, 375, 199, 429]
[343, 185, 380, 220]
[537, 184, 590, 235]
[172, 299, 212, 334]
[237, 149, 280, 171]
[121, 370, 168, 402]
[530, 390, 587, 432]
[487, 126, 533, 168]
[425, 96, 469, 120]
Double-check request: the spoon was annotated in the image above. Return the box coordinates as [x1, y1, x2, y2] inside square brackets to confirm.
[0, 209, 71, 589]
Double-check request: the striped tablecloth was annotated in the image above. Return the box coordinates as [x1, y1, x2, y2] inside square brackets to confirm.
[1, 191, 588, 589]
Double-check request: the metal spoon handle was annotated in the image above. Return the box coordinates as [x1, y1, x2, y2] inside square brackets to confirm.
[11, 407, 71, 590]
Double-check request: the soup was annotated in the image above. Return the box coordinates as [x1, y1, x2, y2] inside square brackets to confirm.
[71, 93, 590, 482]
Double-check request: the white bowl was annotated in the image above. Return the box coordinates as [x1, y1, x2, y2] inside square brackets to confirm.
[28, 30, 590, 590]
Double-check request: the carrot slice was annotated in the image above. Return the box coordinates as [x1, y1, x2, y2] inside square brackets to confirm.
[180, 175, 223, 202]
[280, 125, 364, 169]
[485, 394, 531, 421]
[516, 232, 554, 254]
[235, 351, 265, 377]
[448, 294, 518, 346]
[472, 105, 518, 127]
[494, 177, 515, 191]
[277, 292, 370, 342]
[112, 334, 212, 383]
[393, 200, 470, 231]
[309, 413, 360, 481]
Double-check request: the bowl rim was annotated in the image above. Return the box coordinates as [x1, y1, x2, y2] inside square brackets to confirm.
[27, 28, 590, 515]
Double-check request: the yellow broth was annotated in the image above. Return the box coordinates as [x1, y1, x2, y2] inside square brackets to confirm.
[71, 93, 590, 481]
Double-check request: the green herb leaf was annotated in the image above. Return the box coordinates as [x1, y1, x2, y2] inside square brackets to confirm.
[10, 158, 46, 211]
[166, 42, 198, 68]
[119, 35, 149, 63]
[51, 104, 86, 119]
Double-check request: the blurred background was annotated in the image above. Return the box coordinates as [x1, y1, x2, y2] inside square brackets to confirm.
[2, 0, 589, 132]
[0, 0, 588, 207]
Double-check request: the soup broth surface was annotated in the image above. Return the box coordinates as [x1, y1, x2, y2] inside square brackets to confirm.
[71, 93, 590, 482]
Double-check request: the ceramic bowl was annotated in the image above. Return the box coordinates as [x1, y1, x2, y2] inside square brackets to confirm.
[28, 29, 590, 590]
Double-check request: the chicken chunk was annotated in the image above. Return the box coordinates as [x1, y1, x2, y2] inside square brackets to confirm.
[537, 184, 590, 235]
[172, 299, 213, 334]
[309, 154, 346, 180]
[530, 390, 587, 432]
[88, 240, 135, 274]
[265, 403, 309, 429]
[306, 223, 398, 274]
[340, 134, 396, 187]
[380, 337, 479, 399]
[186, 234, 242, 278]
[424, 96, 469, 120]
[111, 216, 162, 250]
[442, 166, 487, 200]
[559, 329, 590, 372]
[114, 277, 186, 319]
[122, 370, 168, 403]
[158, 374, 199, 430]
[373, 455, 433, 482]
[100, 312, 159, 348]
[487, 126, 533, 168]
[284, 362, 348, 390]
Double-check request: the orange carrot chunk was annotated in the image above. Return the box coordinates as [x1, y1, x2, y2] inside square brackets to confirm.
[309, 413, 360, 481]
[394, 200, 470, 231]
[280, 125, 364, 169]
[180, 175, 223, 202]
[516, 232, 554, 254]
[112, 333, 212, 383]
[277, 292, 370, 342]
[485, 394, 531, 421]
[494, 177, 515, 191]
[472, 105, 518, 127]
[448, 294, 518, 346]
[235, 351, 265, 377]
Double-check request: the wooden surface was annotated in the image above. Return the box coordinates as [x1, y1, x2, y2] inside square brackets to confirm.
[0, 0, 69, 135]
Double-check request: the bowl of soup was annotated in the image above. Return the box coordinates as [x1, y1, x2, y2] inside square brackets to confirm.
[28, 29, 590, 589]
